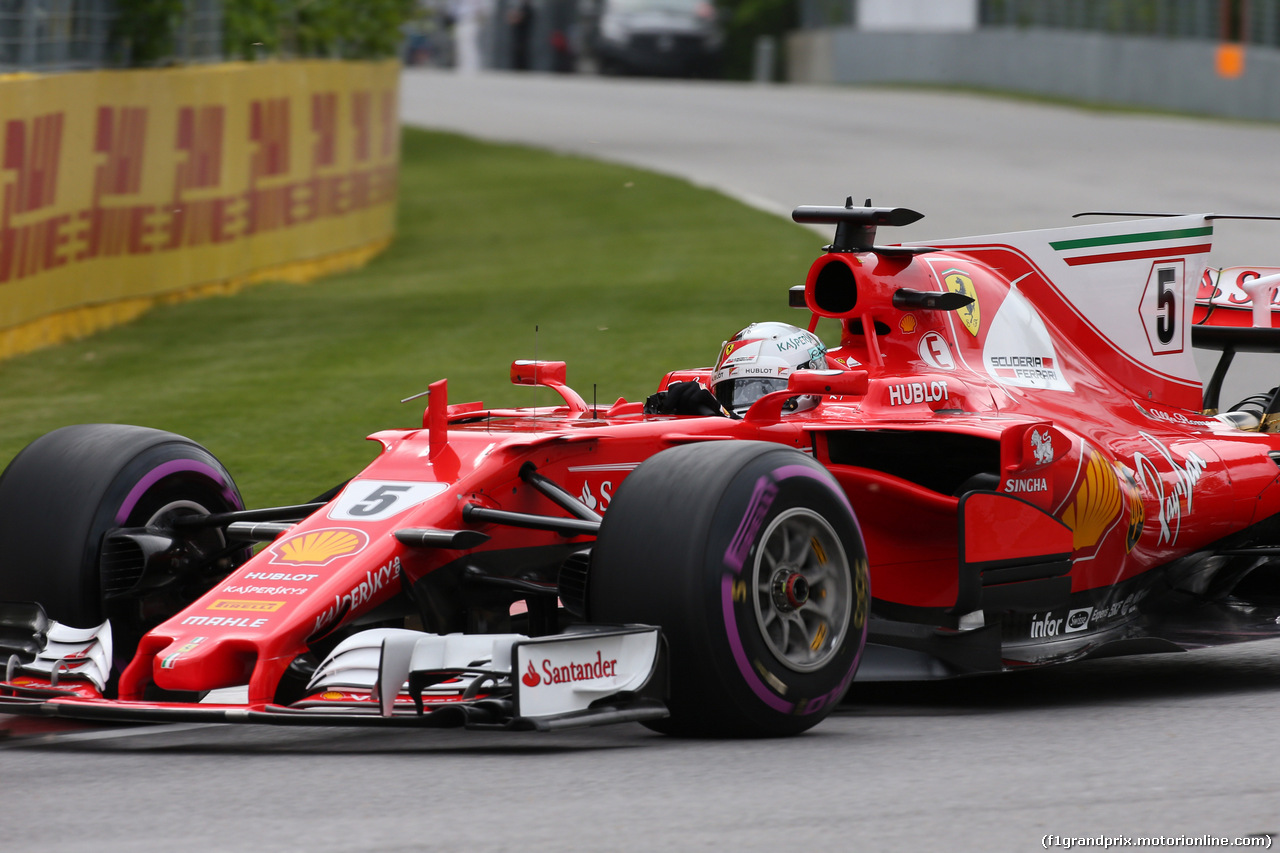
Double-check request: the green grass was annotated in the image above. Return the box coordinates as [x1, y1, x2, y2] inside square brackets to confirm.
[0, 128, 825, 507]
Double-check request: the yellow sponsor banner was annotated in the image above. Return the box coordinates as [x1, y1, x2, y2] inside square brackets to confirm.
[208, 600, 286, 612]
[0, 60, 399, 359]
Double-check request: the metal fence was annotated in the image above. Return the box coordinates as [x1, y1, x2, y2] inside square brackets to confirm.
[798, 0, 852, 30]
[0, 0, 115, 69]
[172, 0, 221, 64]
[799, 0, 1280, 46]
[0, 0, 221, 72]
[978, 0, 1280, 47]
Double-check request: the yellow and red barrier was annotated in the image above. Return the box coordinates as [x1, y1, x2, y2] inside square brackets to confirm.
[0, 60, 400, 359]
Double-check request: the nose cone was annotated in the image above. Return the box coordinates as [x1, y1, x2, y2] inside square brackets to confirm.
[152, 633, 258, 693]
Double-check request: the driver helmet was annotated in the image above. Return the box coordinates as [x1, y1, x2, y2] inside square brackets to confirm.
[711, 322, 829, 417]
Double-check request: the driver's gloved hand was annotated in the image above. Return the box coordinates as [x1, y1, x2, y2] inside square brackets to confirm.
[644, 381, 725, 416]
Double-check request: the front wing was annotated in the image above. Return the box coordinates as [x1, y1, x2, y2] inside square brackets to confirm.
[0, 623, 668, 733]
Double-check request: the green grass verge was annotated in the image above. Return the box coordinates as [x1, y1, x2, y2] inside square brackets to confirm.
[0, 128, 828, 507]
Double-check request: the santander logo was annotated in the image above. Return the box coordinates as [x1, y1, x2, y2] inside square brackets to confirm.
[521, 651, 618, 688]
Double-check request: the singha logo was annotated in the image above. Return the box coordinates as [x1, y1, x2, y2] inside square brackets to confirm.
[521, 661, 541, 688]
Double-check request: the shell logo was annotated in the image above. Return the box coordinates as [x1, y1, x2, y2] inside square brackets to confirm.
[1060, 451, 1122, 551]
[268, 528, 369, 567]
[899, 314, 918, 334]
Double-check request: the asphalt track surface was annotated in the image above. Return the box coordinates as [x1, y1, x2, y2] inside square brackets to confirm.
[5, 72, 1280, 853]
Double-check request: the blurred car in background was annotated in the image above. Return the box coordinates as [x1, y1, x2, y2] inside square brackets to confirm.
[580, 0, 722, 77]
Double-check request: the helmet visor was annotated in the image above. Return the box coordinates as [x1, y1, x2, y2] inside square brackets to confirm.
[715, 377, 788, 416]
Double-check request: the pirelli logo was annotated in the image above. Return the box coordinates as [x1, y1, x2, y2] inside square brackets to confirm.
[208, 599, 285, 613]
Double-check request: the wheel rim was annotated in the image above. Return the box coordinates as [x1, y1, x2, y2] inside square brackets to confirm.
[148, 499, 229, 567]
[105, 490, 239, 643]
[750, 507, 853, 672]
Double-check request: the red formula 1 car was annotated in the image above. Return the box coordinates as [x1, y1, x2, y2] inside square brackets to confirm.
[4, 202, 1280, 737]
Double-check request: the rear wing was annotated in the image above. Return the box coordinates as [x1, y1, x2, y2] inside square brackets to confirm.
[1193, 265, 1280, 345]
[1193, 265, 1280, 414]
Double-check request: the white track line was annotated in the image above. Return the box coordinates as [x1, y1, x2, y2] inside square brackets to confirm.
[1, 721, 219, 746]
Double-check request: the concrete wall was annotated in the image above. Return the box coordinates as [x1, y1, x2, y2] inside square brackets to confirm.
[786, 27, 1280, 122]
[857, 0, 978, 31]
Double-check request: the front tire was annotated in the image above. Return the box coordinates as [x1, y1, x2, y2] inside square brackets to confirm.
[0, 425, 247, 678]
[588, 441, 870, 736]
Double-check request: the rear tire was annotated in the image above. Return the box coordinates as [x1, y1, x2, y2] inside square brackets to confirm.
[588, 441, 869, 736]
[0, 425, 246, 677]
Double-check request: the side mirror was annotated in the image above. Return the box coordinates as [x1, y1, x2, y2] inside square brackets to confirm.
[509, 360, 588, 416]
[511, 360, 568, 387]
[787, 369, 869, 397]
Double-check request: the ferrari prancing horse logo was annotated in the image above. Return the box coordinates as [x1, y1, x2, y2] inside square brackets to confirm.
[943, 269, 981, 337]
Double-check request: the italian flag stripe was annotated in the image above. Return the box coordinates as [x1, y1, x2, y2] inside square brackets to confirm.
[1062, 243, 1213, 266]
[1050, 225, 1213, 251]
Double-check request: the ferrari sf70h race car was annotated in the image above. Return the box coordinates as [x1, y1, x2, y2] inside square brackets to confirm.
[4, 202, 1280, 738]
